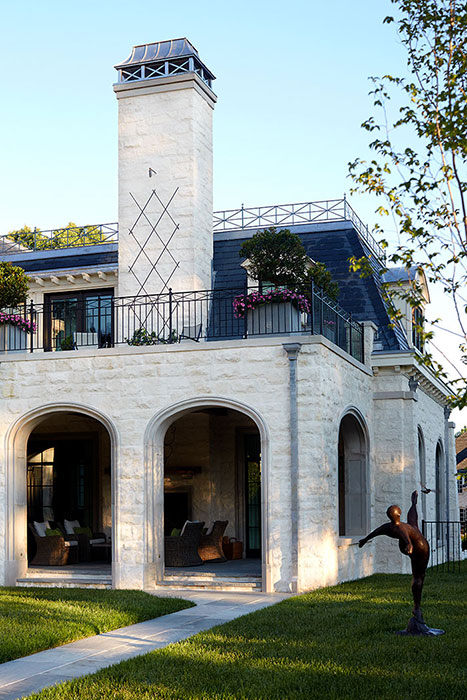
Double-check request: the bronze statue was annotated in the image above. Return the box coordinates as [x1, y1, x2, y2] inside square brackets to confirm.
[359, 491, 444, 636]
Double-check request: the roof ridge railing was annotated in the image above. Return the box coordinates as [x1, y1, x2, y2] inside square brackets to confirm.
[213, 198, 385, 262]
[0, 223, 119, 255]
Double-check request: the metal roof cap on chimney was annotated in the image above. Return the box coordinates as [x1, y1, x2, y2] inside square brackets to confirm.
[114, 38, 215, 89]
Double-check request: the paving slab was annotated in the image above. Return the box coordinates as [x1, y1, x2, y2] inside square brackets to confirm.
[0, 589, 289, 700]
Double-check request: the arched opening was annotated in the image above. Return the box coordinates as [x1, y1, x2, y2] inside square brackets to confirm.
[162, 405, 262, 583]
[338, 412, 368, 536]
[418, 427, 426, 521]
[7, 407, 114, 585]
[435, 440, 445, 535]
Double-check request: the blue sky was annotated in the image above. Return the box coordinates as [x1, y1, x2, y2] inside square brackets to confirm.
[0, 0, 464, 424]
[0, 0, 402, 231]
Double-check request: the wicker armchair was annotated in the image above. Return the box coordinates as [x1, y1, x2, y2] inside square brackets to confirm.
[28, 524, 78, 566]
[165, 520, 205, 567]
[198, 520, 228, 562]
[61, 520, 106, 562]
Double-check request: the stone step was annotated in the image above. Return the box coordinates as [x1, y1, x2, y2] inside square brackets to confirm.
[26, 571, 110, 581]
[158, 578, 261, 591]
[16, 577, 112, 590]
[165, 570, 261, 581]
[165, 574, 261, 584]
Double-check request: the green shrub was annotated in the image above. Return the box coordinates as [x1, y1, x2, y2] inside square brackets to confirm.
[0, 262, 29, 310]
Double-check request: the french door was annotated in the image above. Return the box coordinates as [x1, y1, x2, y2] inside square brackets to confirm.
[44, 289, 113, 351]
[244, 433, 261, 557]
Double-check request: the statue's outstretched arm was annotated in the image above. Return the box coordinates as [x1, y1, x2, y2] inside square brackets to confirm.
[359, 523, 391, 548]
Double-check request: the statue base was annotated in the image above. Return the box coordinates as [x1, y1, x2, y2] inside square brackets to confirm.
[396, 610, 445, 636]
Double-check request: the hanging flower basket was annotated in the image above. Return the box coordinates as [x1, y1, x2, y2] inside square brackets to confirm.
[233, 289, 311, 319]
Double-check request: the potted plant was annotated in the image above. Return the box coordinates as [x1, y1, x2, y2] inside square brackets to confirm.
[235, 227, 338, 335]
[0, 262, 33, 353]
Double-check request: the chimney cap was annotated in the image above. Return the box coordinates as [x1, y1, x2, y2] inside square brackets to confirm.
[115, 38, 215, 87]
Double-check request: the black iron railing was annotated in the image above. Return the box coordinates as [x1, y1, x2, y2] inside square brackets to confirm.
[213, 198, 386, 262]
[0, 199, 384, 260]
[422, 520, 462, 572]
[0, 285, 364, 362]
[0, 223, 119, 254]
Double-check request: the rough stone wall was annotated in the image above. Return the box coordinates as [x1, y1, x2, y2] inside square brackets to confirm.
[0, 335, 454, 592]
[116, 79, 214, 297]
[296, 342, 375, 591]
[0, 339, 289, 589]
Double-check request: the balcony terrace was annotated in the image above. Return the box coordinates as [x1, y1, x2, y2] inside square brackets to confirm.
[0, 284, 364, 363]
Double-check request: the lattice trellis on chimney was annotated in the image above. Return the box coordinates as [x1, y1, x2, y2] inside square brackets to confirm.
[127, 186, 180, 296]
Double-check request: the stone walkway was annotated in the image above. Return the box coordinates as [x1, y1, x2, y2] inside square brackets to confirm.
[0, 589, 288, 700]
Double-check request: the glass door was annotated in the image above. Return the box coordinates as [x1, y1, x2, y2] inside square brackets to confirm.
[50, 297, 78, 351]
[44, 289, 114, 351]
[244, 433, 261, 557]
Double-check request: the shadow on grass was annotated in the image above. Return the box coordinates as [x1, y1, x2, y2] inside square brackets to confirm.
[0, 588, 193, 664]
[26, 566, 467, 700]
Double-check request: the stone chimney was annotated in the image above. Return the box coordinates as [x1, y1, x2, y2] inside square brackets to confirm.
[114, 39, 216, 297]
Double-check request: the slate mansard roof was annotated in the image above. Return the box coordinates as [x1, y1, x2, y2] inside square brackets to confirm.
[213, 220, 409, 352]
[0, 210, 411, 353]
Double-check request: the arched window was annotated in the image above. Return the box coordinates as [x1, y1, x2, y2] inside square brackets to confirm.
[435, 441, 445, 527]
[338, 413, 368, 536]
[417, 427, 426, 521]
[412, 307, 424, 351]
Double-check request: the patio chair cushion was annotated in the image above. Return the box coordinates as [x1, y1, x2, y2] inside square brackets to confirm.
[170, 528, 182, 537]
[33, 521, 51, 538]
[89, 538, 106, 544]
[64, 519, 80, 535]
[165, 520, 205, 567]
[74, 526, 93, 538]
[46, 528, 62, 536]
[64, 540, 78, 548]
[180, 520, 203, 536]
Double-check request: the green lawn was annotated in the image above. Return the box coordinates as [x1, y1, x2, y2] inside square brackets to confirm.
[26, 563, 467, 700]
[0, 588, 192, 663]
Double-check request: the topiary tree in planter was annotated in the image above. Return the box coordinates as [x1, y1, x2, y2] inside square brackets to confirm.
[239, 226, 339, 300]
[239, 227, 309, 288]
[0, 263, 32, 352]
[0, 262, 29, 310]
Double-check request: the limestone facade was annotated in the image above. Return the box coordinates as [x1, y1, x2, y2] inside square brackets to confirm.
[0, 38, 459, 594]
[0, 329, 457, 592]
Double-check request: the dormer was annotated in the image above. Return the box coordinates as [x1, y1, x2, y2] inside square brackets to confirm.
[383, 266, 430, 351]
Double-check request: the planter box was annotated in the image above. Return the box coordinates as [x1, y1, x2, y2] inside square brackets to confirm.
[0, 324, 28, 353]
[247, 302, 302, 336]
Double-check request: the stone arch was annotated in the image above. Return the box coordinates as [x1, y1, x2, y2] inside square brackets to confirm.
[337, 407, 370, 536]
[143, 396, 271, 591]
[4, 402, 118, 585]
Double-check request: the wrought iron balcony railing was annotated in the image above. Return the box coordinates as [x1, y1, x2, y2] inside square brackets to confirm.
[213, 198, 385, 262]
[0, 285, 364, 363]
[0, 199, 383, 262]
[0, 223, 119, 255]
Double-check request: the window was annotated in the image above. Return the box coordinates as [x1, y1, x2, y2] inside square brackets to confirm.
[412, 307, 424, 351]
[418, 428, 426, 521]
[27, 446, 55, 522]
[44, 289, 113, 351]
[338, 414, 368, 536]
[435, 441, 445, 538]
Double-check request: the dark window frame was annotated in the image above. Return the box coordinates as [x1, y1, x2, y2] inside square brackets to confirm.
[43, 288, 114, 351]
